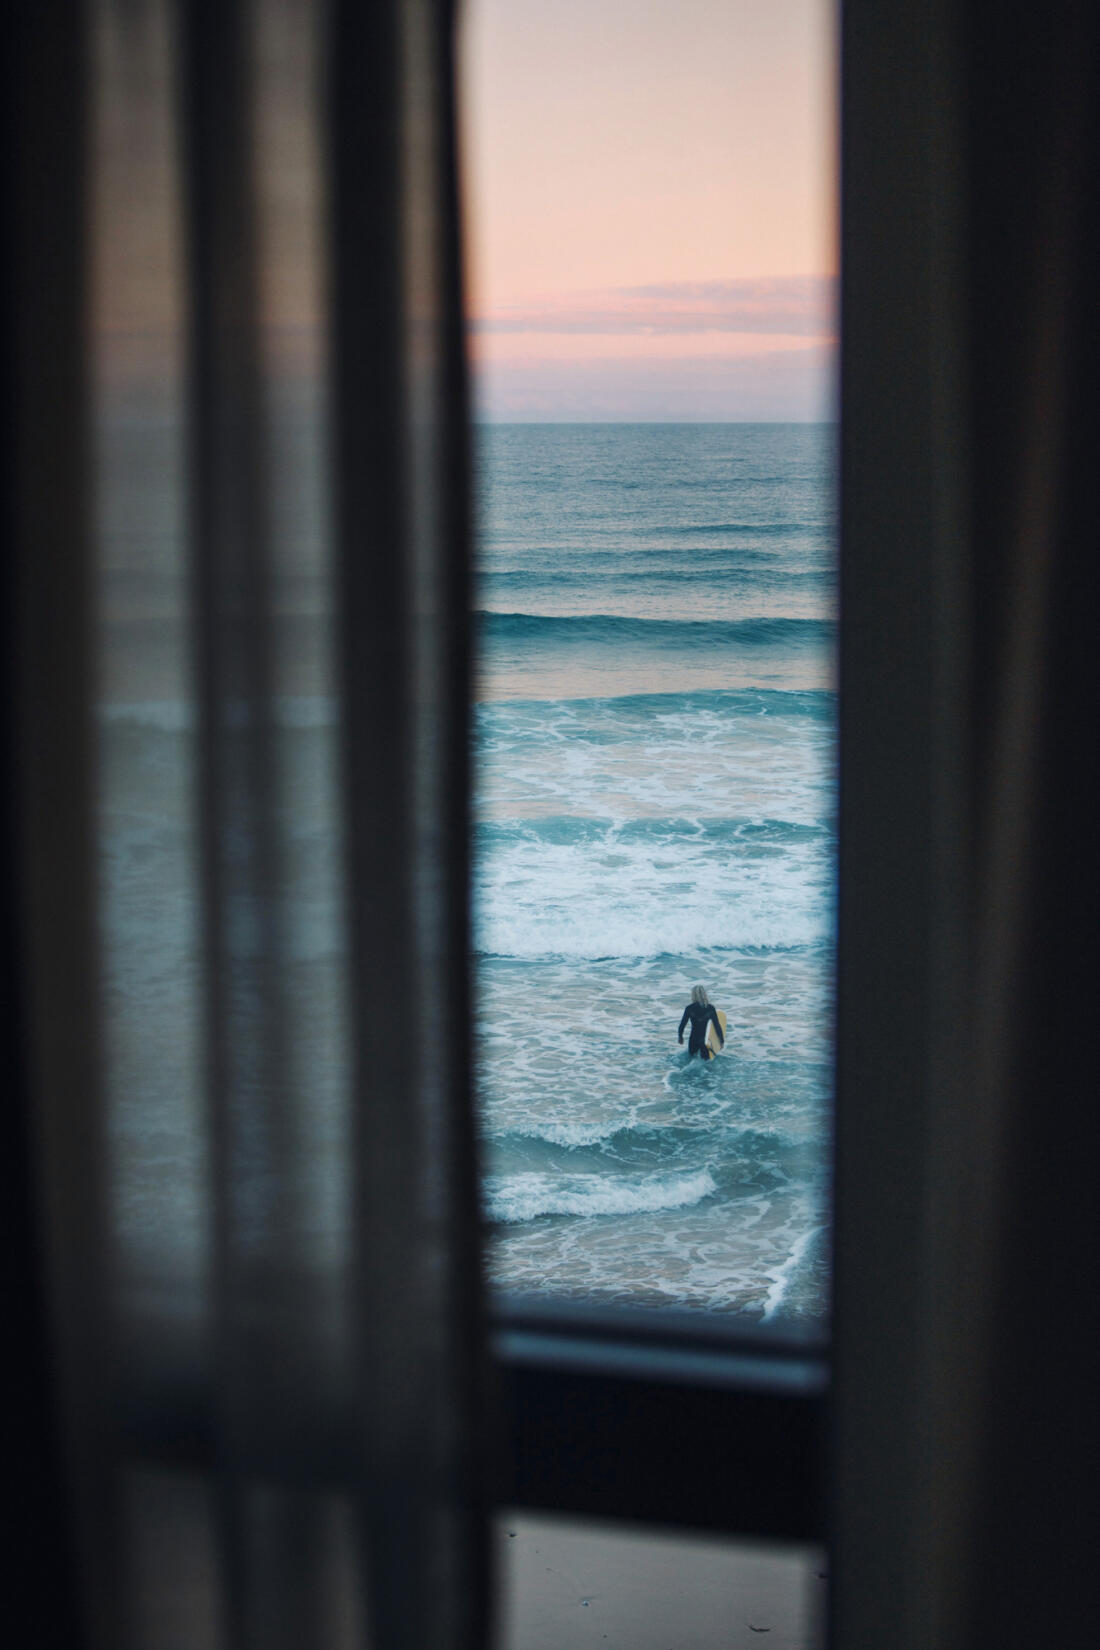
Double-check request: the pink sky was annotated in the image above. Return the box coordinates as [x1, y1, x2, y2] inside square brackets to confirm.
[460, 0, 836, 420]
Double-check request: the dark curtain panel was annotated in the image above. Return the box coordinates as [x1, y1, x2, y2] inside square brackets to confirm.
[960, 0, 1100, 1640]
[3, 5, 108, 1648]
[835, 2, 1100, 1645]
[4, 2, 490, 1647]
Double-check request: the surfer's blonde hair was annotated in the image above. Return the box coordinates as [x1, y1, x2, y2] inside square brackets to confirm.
[691, 985, 710, 1007]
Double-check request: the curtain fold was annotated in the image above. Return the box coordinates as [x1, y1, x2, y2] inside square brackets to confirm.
[329, 0, 491, 1645]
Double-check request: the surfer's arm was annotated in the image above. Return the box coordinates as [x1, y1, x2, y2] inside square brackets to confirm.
[677, 1006, 689, 1043]
[709, 1006, 724, 1046]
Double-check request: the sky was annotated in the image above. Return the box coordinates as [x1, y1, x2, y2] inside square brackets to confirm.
[460, 0, 836, 421]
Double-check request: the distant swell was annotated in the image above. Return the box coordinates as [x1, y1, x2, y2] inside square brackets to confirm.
[477, 815, 827, 850]
[475, 910, 824, 960]
[485, 1167, 717, 1223]
[477, 685, 836, 720]
[478, 611, 832, 649]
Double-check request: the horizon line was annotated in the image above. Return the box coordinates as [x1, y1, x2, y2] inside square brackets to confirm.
[472, 416, 838, 425]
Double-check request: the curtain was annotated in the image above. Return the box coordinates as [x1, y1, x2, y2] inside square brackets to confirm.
[956, 1, 1100, 1640]
[834, 2, 1100, 1646]
[4, 3, 490, 1647]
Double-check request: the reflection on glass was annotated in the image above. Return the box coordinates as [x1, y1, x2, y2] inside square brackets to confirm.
[463, 1, 837, 1320]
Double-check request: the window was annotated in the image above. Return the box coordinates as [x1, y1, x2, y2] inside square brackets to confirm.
[14, 2, 1093, 1646]
[463, 1, 838, 1345]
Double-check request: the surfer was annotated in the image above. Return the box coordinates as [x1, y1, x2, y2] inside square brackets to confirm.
[678, 985, 724, 1060]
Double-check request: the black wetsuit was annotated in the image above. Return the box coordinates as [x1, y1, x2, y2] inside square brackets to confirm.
[678, 1001, 724, 1059]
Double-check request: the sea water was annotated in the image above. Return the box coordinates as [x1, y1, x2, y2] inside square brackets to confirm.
[475, 424, 836, 1322]
[95, 412, 834, 1327]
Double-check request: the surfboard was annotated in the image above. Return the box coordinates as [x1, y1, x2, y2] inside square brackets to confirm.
[705, 1008, 727, 1059]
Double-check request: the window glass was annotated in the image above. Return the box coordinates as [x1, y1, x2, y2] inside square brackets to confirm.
[462, 0, 837, 1323]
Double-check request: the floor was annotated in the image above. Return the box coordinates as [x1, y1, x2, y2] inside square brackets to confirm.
[498, 1512, 826, 1650]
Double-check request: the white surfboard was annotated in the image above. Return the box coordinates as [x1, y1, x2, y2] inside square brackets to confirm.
[705, 1008, 727, 1059]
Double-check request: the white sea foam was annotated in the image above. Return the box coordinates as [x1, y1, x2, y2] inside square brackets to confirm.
[485, 1167, 717, 1223]
[476, 832, 830, 958]
[474, 676, 833, 961]
[761, 1221, 827, 1320]
[478, 902, 824, 960]
[486, 1116, 637, 1148]
[486, 1180, 829, 1315]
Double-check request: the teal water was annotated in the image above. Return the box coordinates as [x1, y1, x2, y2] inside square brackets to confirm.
[475, 424, 836, 1321]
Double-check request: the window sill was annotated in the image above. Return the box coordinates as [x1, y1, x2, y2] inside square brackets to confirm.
[491, 1297, 828, 1540]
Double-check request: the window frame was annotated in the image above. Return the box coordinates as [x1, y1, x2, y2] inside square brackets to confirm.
[476, 0, 966, 1574]
[5, 0, 971, 1610]
[491, 1299, 827, 1539]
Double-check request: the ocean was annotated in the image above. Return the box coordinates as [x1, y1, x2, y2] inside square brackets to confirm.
[94, 410, 834, 1330]
[474, 423, 836, 1323]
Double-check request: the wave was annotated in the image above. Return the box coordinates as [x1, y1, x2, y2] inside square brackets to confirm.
[477, 932, 824, 963]
[475, 887, 830, 959]
[484, 1167, 717, 1223]
[480, 550, 829, 579]
[476, 815, 829, 851]
[489, 1119, 716, 1151]
[485, 1117, 798, 1154]
[477, 686, 836, 725]
[478, 611, 833, 650]
[761, 1222, 829, 1321]
[475, 868, 832, 958]
[661, 520, 832, 538]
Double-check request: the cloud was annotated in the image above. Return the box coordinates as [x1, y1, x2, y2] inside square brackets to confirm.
[472, 275, 836, 338]
[472, 341, 836, 423]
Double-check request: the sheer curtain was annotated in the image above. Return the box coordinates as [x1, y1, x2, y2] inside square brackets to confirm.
[6, 2, 489, 1647]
